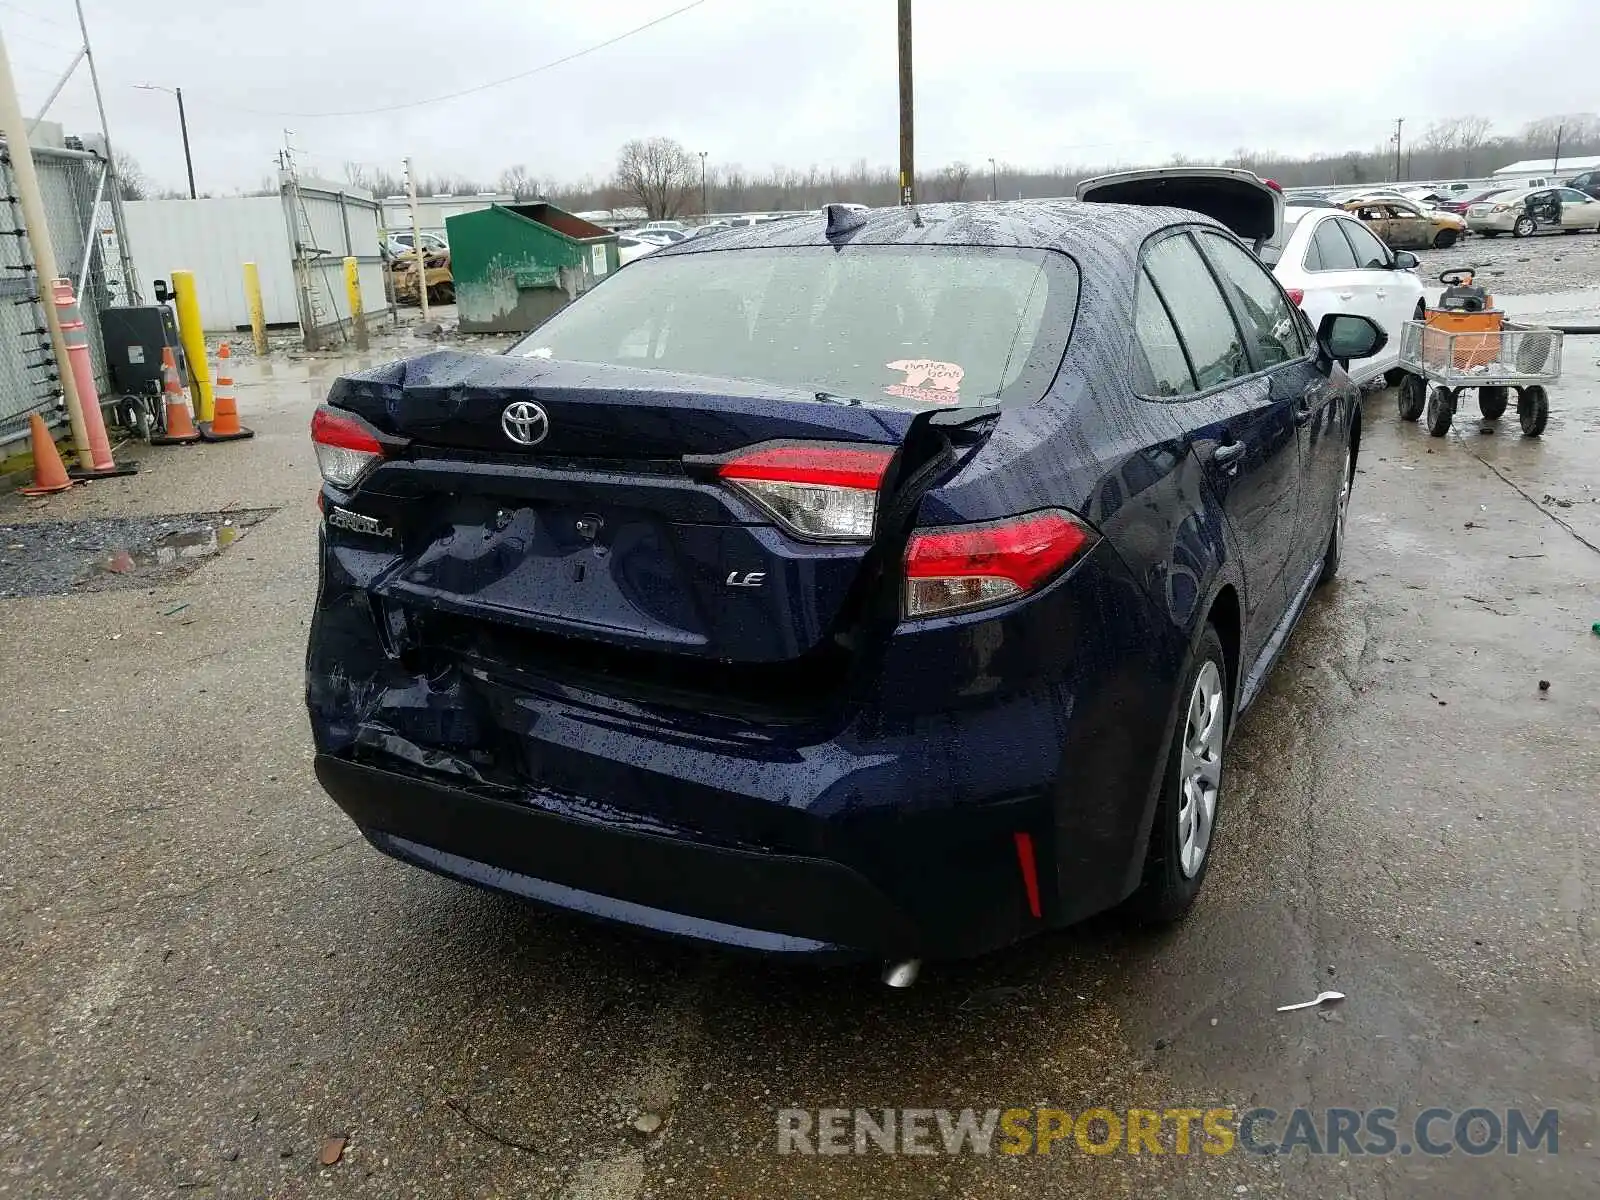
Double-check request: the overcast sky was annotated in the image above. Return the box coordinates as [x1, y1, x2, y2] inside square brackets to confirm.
[6, 0, 1594, 195]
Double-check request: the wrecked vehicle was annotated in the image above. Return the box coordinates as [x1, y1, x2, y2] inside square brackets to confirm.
[306, 195, 1385, 969]
[389, 246, 453, 306]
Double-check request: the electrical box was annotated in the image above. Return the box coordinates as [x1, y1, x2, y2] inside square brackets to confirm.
[98, 305, 182, 395]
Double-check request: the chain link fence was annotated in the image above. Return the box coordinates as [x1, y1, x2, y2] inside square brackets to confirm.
[0, 144, 118, 449]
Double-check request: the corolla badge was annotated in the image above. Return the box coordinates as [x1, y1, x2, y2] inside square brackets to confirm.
[501, 400, 550, 446]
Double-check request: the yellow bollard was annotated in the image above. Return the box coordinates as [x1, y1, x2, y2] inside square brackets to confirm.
[242, 261, 267, 355]
[170, 270, 214, 423]
[343, 256, 368, 351]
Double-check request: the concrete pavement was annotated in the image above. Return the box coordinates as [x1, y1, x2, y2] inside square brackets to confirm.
[1, 325, 1595, 1198]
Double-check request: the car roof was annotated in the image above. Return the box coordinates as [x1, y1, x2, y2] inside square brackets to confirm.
[649, 200, 1221, 261]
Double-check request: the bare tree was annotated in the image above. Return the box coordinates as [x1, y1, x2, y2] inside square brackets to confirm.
[615, 137, 697, 219]
[935, 161, 972, 201]
[497, 164, 540, 201]
[113, 150, 148, 201]
[343, 162, 406, 197]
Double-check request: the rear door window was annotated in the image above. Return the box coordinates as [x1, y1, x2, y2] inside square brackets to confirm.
[514, 245, 1078, 409]
[1339, 219, 1391, 268]
[1310, 219, 1358, 271]
[1132, 268, 1197, 397]
[1194, 231, 1308, 366]
[1140, 233, 1249, 391]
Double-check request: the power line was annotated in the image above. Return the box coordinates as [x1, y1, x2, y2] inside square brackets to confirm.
[0, 0, 75, 30]
[223, 0, 709, 119]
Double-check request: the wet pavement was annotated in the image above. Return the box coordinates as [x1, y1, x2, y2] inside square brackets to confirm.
[1, 315, 1596, 1198]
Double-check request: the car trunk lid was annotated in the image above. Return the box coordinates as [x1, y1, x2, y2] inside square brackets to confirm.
[1077, 167, 1283, 250]
[323, 354, 956, 717]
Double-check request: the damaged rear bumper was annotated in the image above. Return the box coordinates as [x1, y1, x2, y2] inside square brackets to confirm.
[316, 753, 1034, 960]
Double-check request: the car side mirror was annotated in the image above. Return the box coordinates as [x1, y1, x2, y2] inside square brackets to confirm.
[1393, 251, 1419, 270]
[1317, 313, 1387, 372]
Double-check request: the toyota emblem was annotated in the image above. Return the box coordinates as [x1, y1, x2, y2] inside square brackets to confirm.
[501, 400, 550, 446]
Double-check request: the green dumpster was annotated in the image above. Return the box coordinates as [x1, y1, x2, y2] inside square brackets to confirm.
[445, 203, 621, 333]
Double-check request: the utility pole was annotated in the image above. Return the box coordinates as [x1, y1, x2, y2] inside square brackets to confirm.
[699, 150, 708, 215]
[1553, 123, 1565, 175]
[405, 157, 429, 323]
[0, 26, 91, 467]
[1392, 117, 1404, 182]
[897, 0, 914, 205]
[134, 84, 197, 198]
[989, 156, 998, 202]
[176, 88, 195, 198]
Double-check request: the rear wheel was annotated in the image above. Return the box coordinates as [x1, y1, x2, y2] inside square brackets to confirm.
[1433, 229, 1458, 248]
[1127, 624, 1228, 923]
[1318, 441, 1355, 585]
[1397, 373, 1426, 421]
[1425, 387, 1455, 437]
[1518, 385, 1549, 437]
[1513, 214, 1536, 238]
[1478, 386, 1509, 420]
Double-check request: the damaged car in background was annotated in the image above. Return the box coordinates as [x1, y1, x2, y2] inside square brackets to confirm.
[306, 180, 1386, 979]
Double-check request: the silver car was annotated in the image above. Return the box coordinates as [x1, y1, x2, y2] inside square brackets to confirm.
[1466, 187, 1600, 237]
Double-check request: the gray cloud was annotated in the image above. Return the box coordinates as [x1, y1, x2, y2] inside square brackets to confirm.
[9, 0, 1593, 195]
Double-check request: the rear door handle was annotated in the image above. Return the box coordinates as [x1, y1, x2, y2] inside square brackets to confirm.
[1337, 291, 1354, 300]
[1212, 440, 1247, 475]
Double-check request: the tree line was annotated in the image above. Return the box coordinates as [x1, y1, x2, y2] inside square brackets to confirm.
[113, 113, 1600, 212]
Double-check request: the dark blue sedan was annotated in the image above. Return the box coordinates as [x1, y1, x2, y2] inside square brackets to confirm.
[306, 186, 1384, 977]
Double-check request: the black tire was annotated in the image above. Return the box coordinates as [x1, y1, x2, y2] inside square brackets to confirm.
[1397, 374, 1426, 421]
[1478, 386, 1509, 420]
[1425, 387, 1455, 437]
[1318, 437, 1355, 586]
[1480, 231, 1500, 238]
[1126, 624, 1229, 924]
[1433, 229, 1458, 248]
[1518, 386, 1549, 437]
[1513, 214, 1536, 238]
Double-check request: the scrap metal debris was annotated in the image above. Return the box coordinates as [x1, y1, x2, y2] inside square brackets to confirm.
[1277, 991, 1346, 1014]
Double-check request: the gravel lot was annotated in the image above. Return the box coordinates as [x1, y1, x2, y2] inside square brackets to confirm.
[1415, 228, 1600, 301]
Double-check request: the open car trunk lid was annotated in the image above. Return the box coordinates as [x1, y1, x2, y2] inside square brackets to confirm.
[324, 353, 952, 720]
[1076, 167, 1283, 250]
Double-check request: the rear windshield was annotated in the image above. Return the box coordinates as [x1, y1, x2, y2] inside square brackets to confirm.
[511, 245, 1079, 409]
[1259, 212, 1305, 266]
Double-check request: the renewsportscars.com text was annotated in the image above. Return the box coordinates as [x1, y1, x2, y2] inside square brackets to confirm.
[776, 1106, 1559, 1157]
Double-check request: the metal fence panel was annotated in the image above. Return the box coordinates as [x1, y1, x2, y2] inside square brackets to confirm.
[0, 146, 115, 447]
[289, 180, 389, 346]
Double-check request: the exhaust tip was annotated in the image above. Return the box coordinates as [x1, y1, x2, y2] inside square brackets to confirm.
[881, 959, 921, 989]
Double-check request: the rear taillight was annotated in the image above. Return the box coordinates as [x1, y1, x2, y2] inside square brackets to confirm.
[1285, 288, 1305, 307]
[717, 442, 895, 541]
[903, 509, 1094, 618]
[311, 405, 385, 488]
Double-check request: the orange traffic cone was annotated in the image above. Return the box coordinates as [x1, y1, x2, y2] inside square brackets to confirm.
[200, 342, 253, 442]
[18, 412, 73, 495]
[150, 346, 201, 446]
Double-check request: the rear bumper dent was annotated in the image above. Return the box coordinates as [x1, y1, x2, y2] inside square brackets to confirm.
[318, 754, 932, 959]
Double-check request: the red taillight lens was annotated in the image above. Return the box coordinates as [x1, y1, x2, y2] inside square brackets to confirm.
[311, 405, 385, 488]
[903, 509, 1094, 618]
[717, 442, 895, 541]
[1264, 178, 1282, 193]
[1285, 287, 1305, 307]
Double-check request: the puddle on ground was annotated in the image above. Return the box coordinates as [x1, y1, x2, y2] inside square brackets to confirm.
[0, 509, 278, 598]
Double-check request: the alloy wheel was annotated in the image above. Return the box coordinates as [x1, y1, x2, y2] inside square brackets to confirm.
[1177, 661, 1224, 879]
[1334, 446, 1353, 561]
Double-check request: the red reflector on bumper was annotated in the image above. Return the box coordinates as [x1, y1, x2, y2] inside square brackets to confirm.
[1013, 831, 1042, 919]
